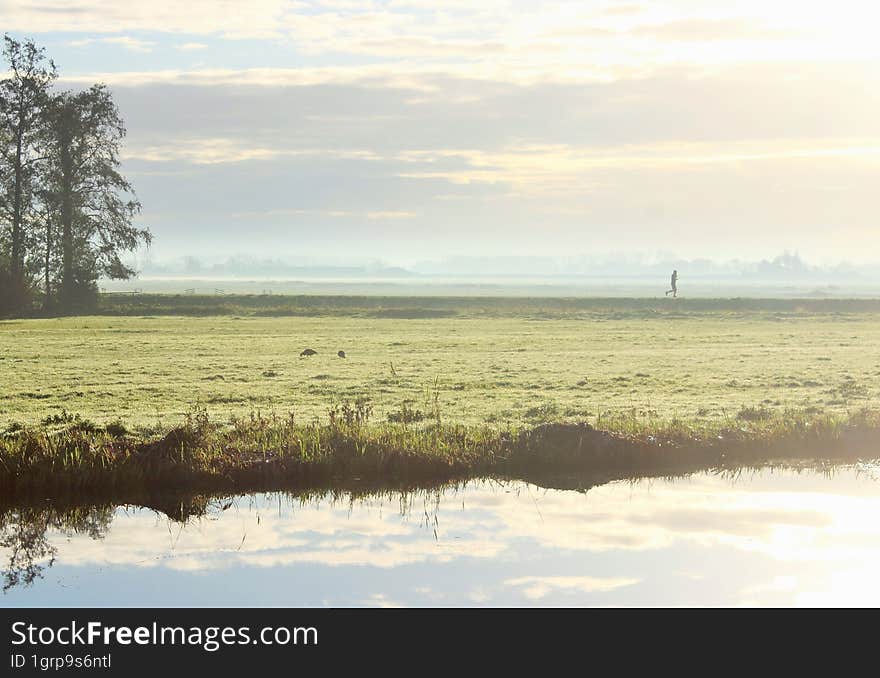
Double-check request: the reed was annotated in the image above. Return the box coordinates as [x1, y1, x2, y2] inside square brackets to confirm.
[3, 403, 878, 502]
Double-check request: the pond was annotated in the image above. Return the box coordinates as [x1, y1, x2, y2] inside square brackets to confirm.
[3, 464, 879, 606]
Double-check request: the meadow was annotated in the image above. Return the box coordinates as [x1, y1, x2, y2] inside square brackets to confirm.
[2, 295, 880, 431]
[3, 294, 880, 498]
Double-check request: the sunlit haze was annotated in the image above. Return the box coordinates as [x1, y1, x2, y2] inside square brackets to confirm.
[4, 1, 880, 266]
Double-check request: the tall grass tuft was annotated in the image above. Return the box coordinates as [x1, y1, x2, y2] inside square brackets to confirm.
[2, 402, 880, 502]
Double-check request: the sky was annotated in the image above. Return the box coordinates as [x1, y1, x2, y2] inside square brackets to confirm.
[3, 1, 880, 265]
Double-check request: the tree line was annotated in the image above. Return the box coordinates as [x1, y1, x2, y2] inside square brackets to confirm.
[1, 35, 150, 315]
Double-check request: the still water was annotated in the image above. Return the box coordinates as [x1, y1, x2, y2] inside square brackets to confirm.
[3, 465, 879, 606]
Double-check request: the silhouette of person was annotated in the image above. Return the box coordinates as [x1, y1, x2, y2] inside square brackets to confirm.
[665, 270, 678, 297]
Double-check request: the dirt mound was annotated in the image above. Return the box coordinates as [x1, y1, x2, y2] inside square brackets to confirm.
[136, 427, 200, 462]
[516, 422, 654, 468]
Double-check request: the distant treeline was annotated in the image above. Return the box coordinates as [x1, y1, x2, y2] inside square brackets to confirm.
[0, 35, 150, 316]
[134, 251, 871, 281]
[139, 255, 414, 279]
[408, 251, 866, 279]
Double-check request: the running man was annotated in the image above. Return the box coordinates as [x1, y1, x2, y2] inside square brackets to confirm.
[665, 269, 678, 297]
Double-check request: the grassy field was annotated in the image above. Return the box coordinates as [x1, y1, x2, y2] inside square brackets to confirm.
[2, 295, 880, 430]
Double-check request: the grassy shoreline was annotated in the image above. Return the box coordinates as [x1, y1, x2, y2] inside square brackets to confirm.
[3, 406, 879, 503]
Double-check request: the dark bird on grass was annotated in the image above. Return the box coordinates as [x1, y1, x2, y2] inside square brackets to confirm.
[338, 350, 346, 358]
[300, 348, 317, 357]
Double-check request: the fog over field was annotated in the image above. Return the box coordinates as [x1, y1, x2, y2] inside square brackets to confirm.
[103, 251, 880, 297]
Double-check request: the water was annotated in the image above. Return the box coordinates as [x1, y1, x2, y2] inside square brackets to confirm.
[3, 465, 880, 606]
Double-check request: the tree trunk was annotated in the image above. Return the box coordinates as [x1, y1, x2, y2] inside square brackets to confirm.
[58, 115, 76, 310]
[10, 103, 25, 279]
[60, 189, 73, 308]
[42, 207, 52, 311]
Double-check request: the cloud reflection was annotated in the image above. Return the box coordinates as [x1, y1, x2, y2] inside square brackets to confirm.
[3, 466, 879, 605]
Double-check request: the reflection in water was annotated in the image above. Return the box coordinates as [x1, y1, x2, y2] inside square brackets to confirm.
[1, 506, 113, 591]
[2, 465, 879, 606]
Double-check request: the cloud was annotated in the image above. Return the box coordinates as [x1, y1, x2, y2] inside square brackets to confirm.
[87, 59, 880, 260]
[17, 467, 880, 606]
[228, 207, 417, 221]
[359, 593, 404, 608]
[59, 65, 453, 90]
[4, 1, 298, 39]
[11, 2, 879, 81]
[366, 211, 417, 220]
[504, 576, 641, 600]
[9, 2, 878, 261]
[394, 140, 880, 196]
[630, 18, 786, 42]
[68, 35, 156, 52]
[89, 62, 879, 151]
[123, 139, 384, 165]
[600, 3, 644, 17]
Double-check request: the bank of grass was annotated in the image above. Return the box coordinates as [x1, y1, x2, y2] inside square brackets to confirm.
[3, 404, 879, 501]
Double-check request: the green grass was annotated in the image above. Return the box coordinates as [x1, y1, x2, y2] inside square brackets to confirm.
[89, 293, 880, 318]
[1, 294, 880, 498]
[3, 296, 880, 429]
[2, 403, 879, 500]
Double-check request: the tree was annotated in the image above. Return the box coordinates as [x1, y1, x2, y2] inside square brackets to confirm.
[33, 186, 60, 310]
[42, 85, 151, 309]
[0, 36, 149, 315]
[0, 35, 56, 311]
